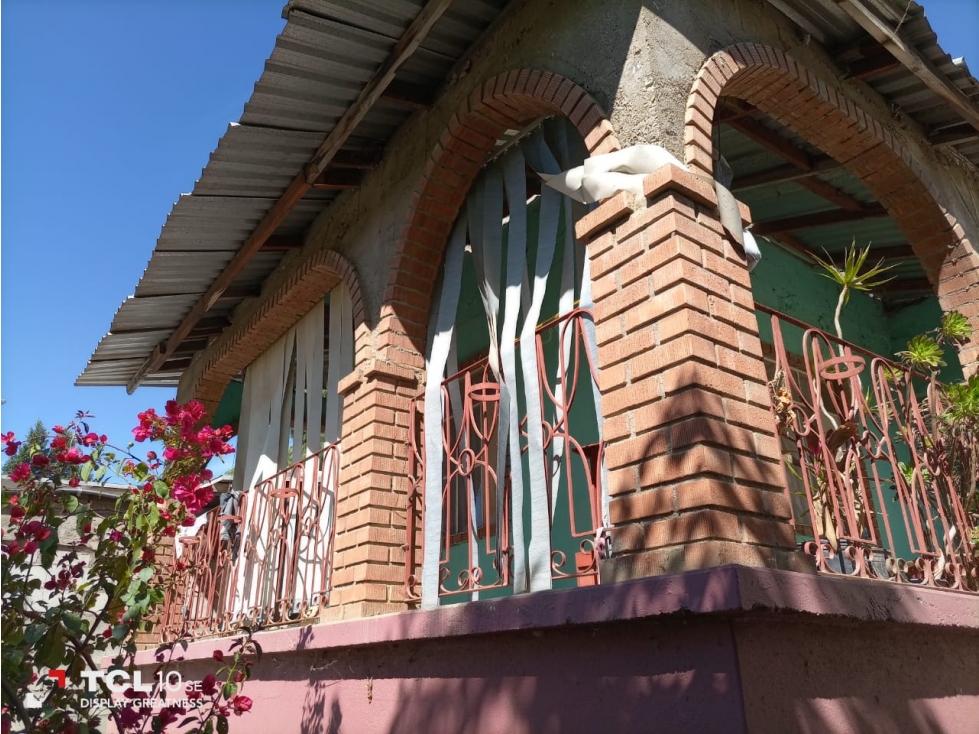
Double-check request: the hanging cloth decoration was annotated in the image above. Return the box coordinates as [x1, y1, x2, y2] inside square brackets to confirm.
[421, 120, 609, 608]
[541, 145, 761, 271]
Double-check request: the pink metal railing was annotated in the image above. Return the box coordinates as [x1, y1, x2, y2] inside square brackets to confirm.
[161, 444, 340, 640]
[761, 304, 977, 592]
[405, 309, 604, 600]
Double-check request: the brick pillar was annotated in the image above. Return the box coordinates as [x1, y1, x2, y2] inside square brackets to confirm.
[324, 360, 417, 621]
[578, 164, 809, 582]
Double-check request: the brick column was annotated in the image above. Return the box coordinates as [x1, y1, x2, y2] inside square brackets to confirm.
[578, 164, 809, 582]
[324, 360, 417, 621]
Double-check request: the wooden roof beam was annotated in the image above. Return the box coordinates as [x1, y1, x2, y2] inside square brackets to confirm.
[834, 0, 979, 133]
[379, 80, 435, 110]
[725, 116, 812, 171]
[260, 234, 304, 251]
[724, 117, 865, 210]
[732, 157, 840, 191]
[311, 169, 364, 190]
[929, 123, 979, 147]
[125, 0, 454, 394]
[752, 204, 888, 236]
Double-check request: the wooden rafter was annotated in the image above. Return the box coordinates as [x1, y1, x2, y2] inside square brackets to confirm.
[834, 0, 979, 133]
[725, 116, 812, 171]
[125, 0, 454, 394]
[929, 123, 979, 147]
[311, 169, 364, 190]
[260, 234, 304, 251]
[752, 204, 887, 236]
[379, 80, 435, 110]
[724, 115, 865, 210]
[732, 157, 840, 191]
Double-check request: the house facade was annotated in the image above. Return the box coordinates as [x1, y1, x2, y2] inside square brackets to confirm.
[80, 0, 979, 731]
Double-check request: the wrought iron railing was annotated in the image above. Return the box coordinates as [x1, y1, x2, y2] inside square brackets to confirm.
[161, 444, 340, 640]
[406, 309, 604, 600]
[760, 304, 977, 592]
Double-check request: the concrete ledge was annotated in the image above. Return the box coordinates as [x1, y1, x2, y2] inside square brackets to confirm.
[136, 565, 979, 665]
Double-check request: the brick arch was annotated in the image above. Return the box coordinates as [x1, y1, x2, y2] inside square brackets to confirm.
[190, 248, 370, 419]
[376, 69, 621, 365]
[686, 42, 979, 374]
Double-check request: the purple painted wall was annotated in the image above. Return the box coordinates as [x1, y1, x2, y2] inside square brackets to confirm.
[737, 616, 979, 734]
[167, 618, 746, 734]
[141, 568, 979, 734]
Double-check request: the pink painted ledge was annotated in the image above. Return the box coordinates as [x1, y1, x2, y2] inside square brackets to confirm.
[134, 565, 979, 666]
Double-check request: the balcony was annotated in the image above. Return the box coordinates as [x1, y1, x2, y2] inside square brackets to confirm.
[761, 304, 978, 592]
[405, 309, 605, 601]
[160, 444, 340, 640]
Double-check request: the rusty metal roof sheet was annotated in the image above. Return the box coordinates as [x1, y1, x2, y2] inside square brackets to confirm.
[79, 0, 508, 388]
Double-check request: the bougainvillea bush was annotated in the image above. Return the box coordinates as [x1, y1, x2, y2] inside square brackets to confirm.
[1, 402, 257, 734]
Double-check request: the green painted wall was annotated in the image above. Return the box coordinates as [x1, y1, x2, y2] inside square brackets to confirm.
[751, 239, 964, 561]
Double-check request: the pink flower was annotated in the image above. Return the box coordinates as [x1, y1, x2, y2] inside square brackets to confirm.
[145, 450, 157, 461]
[109, 530, 123, 543]
[31, 455, 50, 468]
[117, 706, 141, 728]
[68, 477, 80, 488]
[52, 425, 65, 435]
[10, 464, 30, 483]
[51, 436, 67, 451]
[2, 432, 20, 456]
[22, 540, 38, 555]
[63, 448, 89, 465]
[212, 650, 224, 662]
[9, 507, 25, 524]
[231, 695, 253, 716]
[81, 432, 99, 446]
[200, 674, 217, 696]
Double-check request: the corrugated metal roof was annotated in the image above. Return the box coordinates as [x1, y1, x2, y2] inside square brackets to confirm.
[80, 0, 977, 387]
[765, 0, 979, 165]
[79, 0, 508, 388]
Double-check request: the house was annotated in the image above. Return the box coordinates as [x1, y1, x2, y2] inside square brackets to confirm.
[79, 0, 979, 731]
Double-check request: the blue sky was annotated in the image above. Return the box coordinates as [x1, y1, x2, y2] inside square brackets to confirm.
[1, 0, 977, 455]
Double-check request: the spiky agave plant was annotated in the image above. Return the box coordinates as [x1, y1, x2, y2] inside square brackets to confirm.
[811, 241, 896, 342]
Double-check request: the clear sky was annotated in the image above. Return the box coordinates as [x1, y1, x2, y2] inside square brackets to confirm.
[1, 0, 978, 455]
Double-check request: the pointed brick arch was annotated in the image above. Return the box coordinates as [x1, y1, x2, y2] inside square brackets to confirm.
[686, 42, 979, 373]
[376, 69, 621, 366]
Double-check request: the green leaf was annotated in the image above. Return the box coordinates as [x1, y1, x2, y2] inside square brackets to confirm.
[24, 623, 47, 645]
[36, 627, 66, 669]
[203, 721, 214, 734]
[63, 495, 79, 513]
[222, 682, 237, 699]
[897, 334, 945, 370]
[217, 714, 229, 734]
[139, 566, 155, 583]
[940, 310, 972, 343]
[111, 624, 129, 641]
[63, 612, 85, 637]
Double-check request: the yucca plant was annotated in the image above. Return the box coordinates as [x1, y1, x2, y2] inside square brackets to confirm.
[811, 241, 895, 342]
